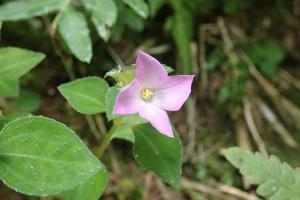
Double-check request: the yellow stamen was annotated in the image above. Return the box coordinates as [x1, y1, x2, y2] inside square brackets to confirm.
[141, 88, 154, 101]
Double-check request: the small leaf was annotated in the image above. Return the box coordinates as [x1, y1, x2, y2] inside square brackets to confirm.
[0, 0, 64, 21]
[0, 78, 19, 97]
[225, 147, 300, 199]
[0, 47, 45, 79]
[61, 167, 108, 200]
[81, 0, 118, 41]
[58, 77, 109, 115]
[121, 0, 149, 19]
[133, 124, 182, 188]
[58, 7, 92, 63]
[105, 86, 120, 121]
[0, 116, 102, 196]
[12, 90, 40, 112]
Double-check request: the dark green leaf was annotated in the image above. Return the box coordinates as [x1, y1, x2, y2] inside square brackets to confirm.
[133, 124, 182, 188]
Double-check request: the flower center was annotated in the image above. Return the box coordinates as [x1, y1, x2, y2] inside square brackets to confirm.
[141, 88, 155, 101]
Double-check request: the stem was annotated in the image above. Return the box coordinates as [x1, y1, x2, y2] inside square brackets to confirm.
[95, 125, 117, 158]
[50, 0, 72, 37]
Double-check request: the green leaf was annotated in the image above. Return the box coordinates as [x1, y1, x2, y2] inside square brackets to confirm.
[166, 1, 193, 74]
[225, 147, 300, 199]
[204, 49, 225, 72]
[0, 78, 19, 97]
[105, 86, 120, 121]
[0, 0, 64, 21]
[58, 7, 92, 63]
[81, 0, 118, 41]
[149, 0, 166, 17]
[61, 167, 108, 200]
[247, 40, 285, 76]
[121, 0, 149, 19]
[12, 90, 40, 112]
[112, 115, 146, 143]
[0, 47, 45, 79]
[58, 77, 109, 115]
[133, 124, 182, 188]
[0, 116, 102, 196]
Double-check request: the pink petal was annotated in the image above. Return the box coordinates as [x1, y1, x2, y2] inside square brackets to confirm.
[139, 103, 173, 137]
[135, 51, 168, 88]
[114, 80, 143, 115]
[154, 75, 194, 111]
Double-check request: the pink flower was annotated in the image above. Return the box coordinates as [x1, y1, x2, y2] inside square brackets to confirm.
[113, 51, 194, 137]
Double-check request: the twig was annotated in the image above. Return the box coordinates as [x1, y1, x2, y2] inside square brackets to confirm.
[243, 97, 268, 156]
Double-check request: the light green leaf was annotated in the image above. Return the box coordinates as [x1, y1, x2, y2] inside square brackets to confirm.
[0, 78, 19, 97]
[105, 86, 120, 121]
[149, 0, 166, 17]
[0, 0, 64, 21]
[225, 147, 300, 199]
[133, 124, 182, 188]
[0, 116, 102, 196]
[121, 0, 149, 19]
[58, 7, 92, 63]
[61, 167, 108, 200]
[0, 47, 45, 79]
[81, 0, 117, 41]
[12, 90, 40, 112]
[58, 77, 109, 115]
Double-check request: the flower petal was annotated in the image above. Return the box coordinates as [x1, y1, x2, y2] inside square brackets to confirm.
[139, 103, 173, 137]
[114, 80, 143, 115]
[154, 75, 194, 111]
[135, 51, 168, 87]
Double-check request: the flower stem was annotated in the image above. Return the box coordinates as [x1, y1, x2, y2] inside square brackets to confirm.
[95, 125, 117, 158]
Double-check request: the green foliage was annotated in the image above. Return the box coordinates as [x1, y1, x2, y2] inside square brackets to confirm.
[0, 116, 102, 196]
[225, 147, 300, 199]
[204, 49, 225, 72]
[0, 78, 19, 97]
[167, 0, 193, 74]
[247, 40, 285, 76]
[12, 90, 40, 112]
[121, 0, 149, 19]
[0, 0, 63, 21]
[148, 0, 166, 17]
[0, 47, 45, 79]
[81, 0, 117, 41]
[61, 168, 108, 200]
[133, 124, 182, 188]
[58, 77, 109, 115]
[58, 7, 92, 63]
[105, 86, 120, 121]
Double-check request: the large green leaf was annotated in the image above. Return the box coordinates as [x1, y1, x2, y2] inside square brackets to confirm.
[61, 167, 108, 200]
[0, 116, 102, 196]
[121, 0, 149, 19]
[0, 78, 19, 97]
[133, 124, 182, 188]
[81, 0, 117, 41]
[225, 147, 300, 199]
[0, 0, 64, 21]
[58, 77, 109, 115]
[0, 47, 45, 79]
[58, 7, 92, 63]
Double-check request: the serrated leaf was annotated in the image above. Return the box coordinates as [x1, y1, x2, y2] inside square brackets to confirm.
[121, 0, 149, 19]
[0, 116, 102, 196]
[133, 124, 182, 188]
[58, 77, 109, 115]
[61, 167, 108, 200]
[225, 147, 300, 199]
[81, 0, 117, 41]
[0, 0, 64, 21]
[0, 47, 45, 79]
[0, 78, 19, 97]
[58, 7, 92, 63]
